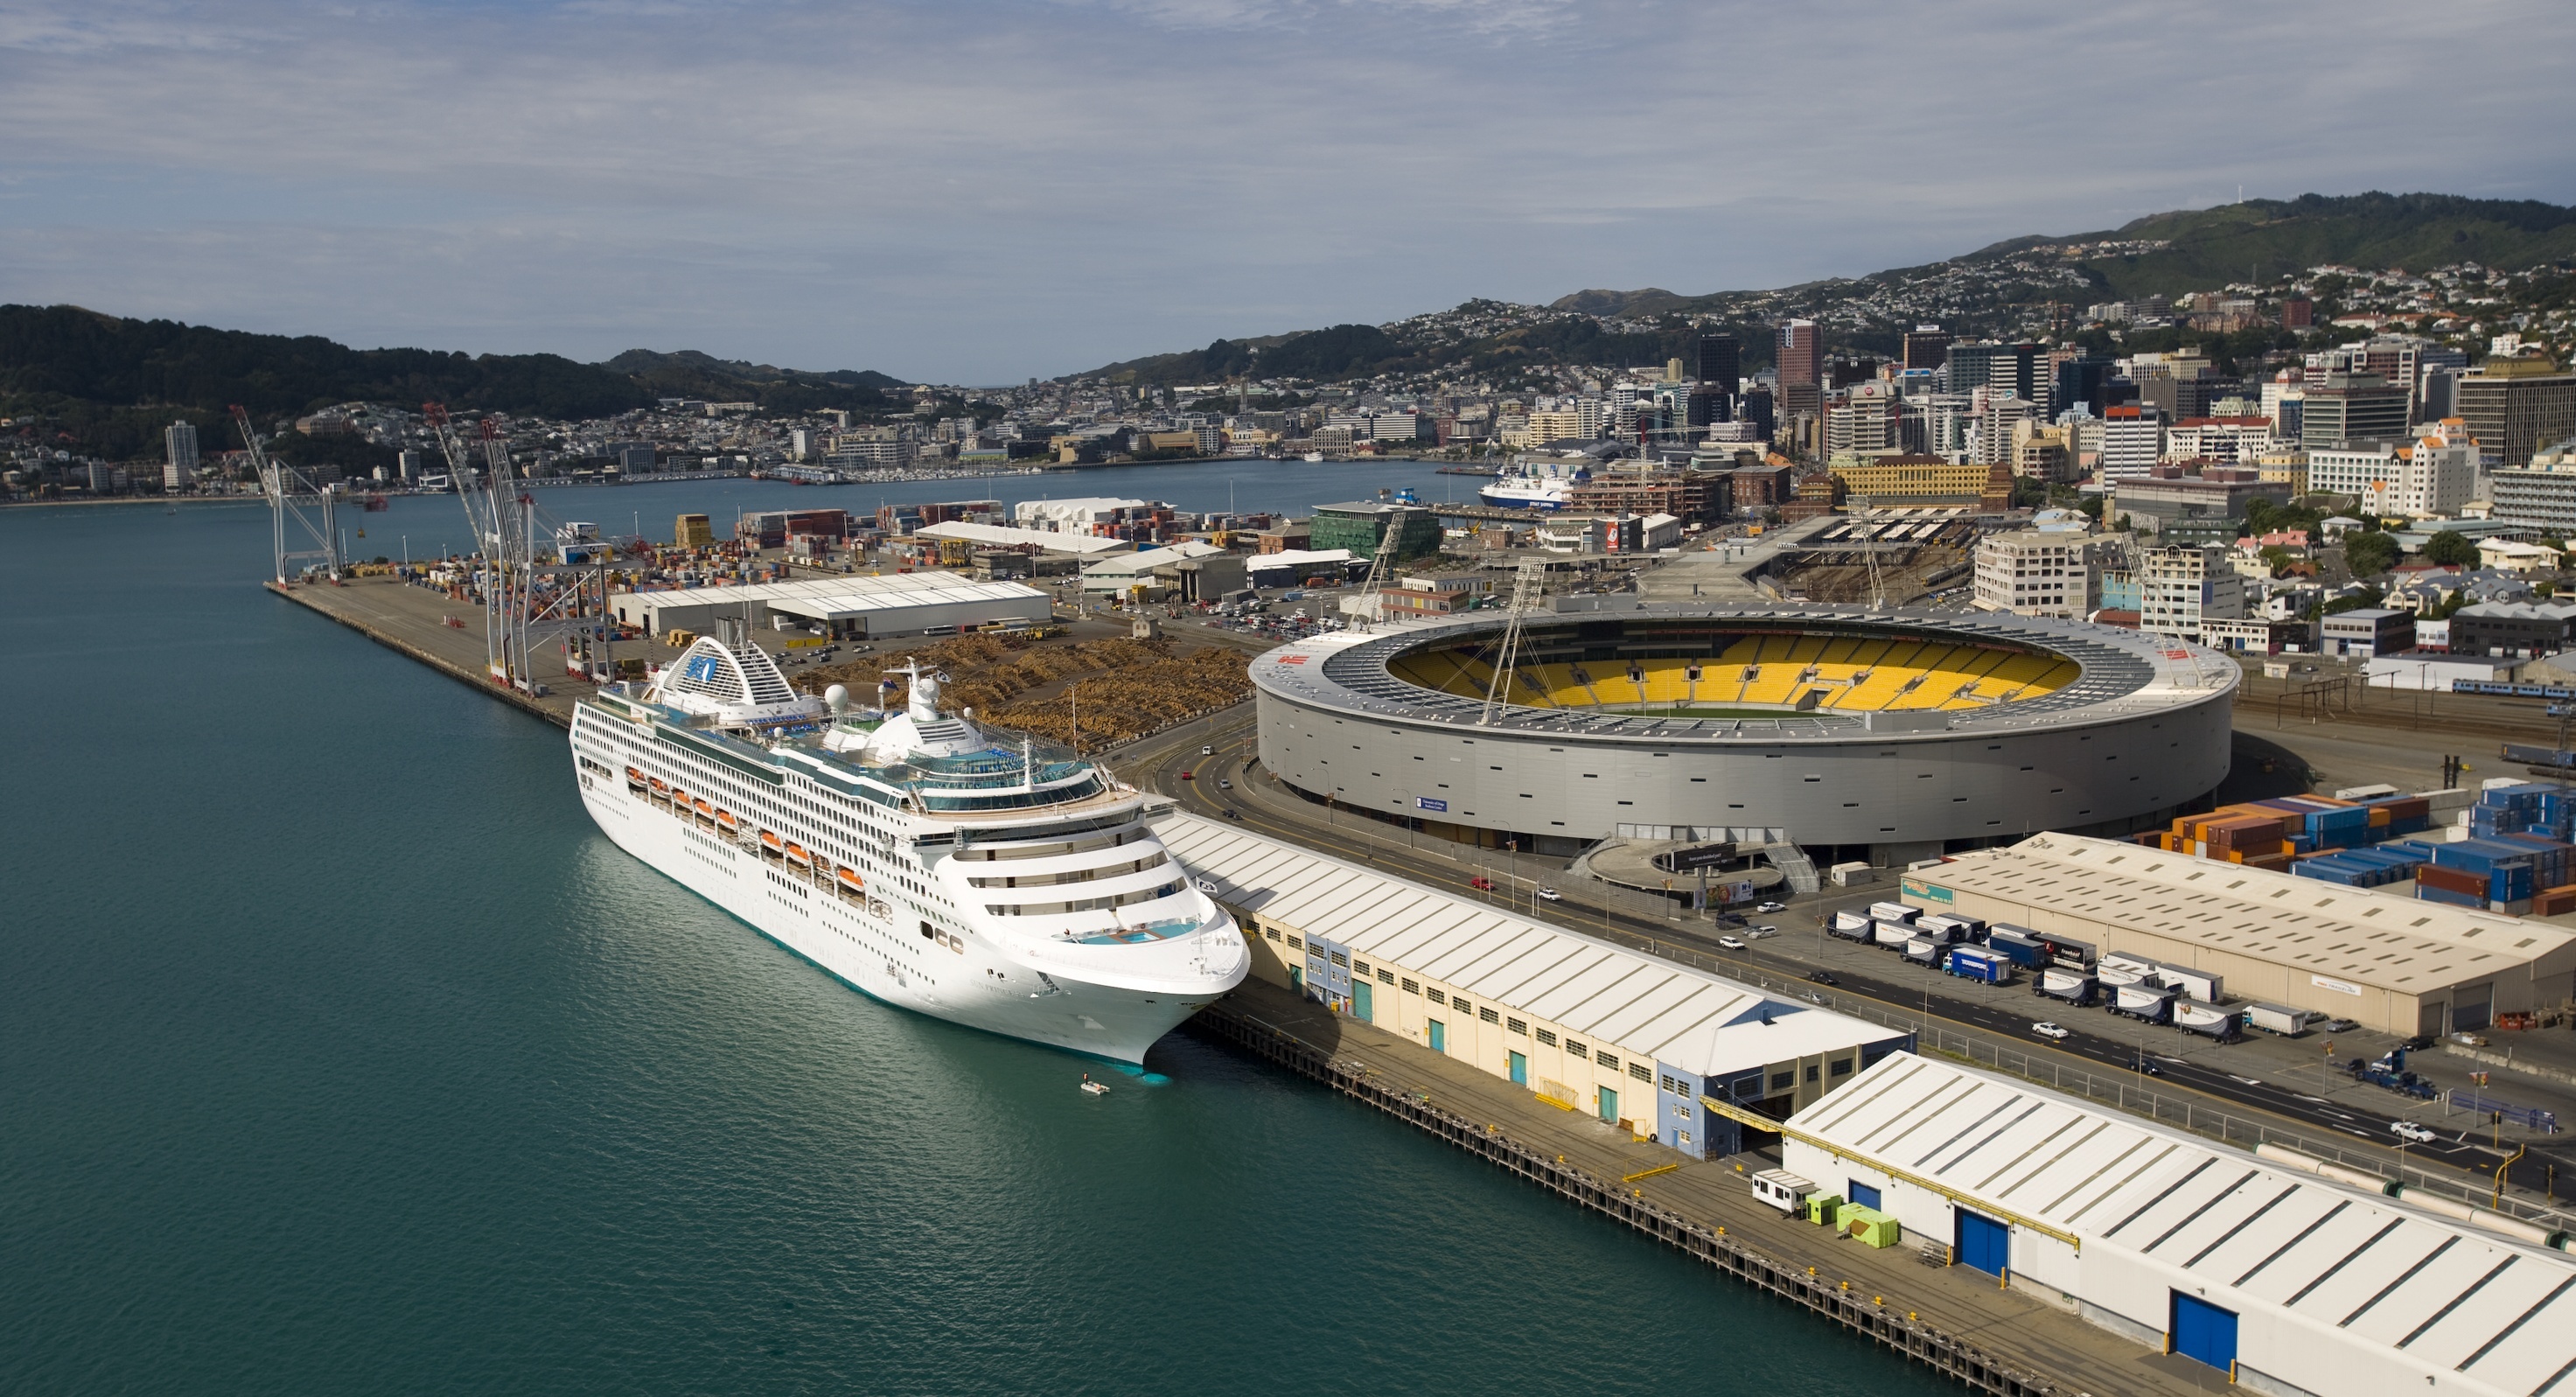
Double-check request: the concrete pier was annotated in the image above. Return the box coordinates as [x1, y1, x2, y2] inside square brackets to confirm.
[1191, 978, 2244, 1397]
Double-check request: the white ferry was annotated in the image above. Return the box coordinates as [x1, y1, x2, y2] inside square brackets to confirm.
[568, 632, 1246, 1061]
[1478, 461, 1586, 511]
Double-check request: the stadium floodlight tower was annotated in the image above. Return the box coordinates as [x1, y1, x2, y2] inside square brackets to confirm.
[1478, 560, 1548, 724]
[236, 404, 340, 583]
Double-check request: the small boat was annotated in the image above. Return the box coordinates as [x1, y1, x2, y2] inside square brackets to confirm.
[1079, 1075, 1110, 1096]
[625, 765, 646, 786]
[785, 842, 812, 868]
[835, 865, 865, 892]
[692, 797, 715, 817]
[648, 777, 668, 793]
[716, 810, 739, 830]
[759, 829, 784, 852]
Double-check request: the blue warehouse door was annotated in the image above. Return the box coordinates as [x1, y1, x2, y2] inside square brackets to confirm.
[1428, 1018, 1446, 1053]
[1508, 1051, 1527, 1086]
[1956, 1209, 2009, 1275]
[2169, 1292, 2237, 1373]
[1352, 981, 1373, 1022]
[1847, 1181, 1882, 1211]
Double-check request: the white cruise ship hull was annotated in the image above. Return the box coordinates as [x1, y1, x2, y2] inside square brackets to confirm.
[1479, 480, 1571, 510]
[574, 773, 1212, 1063]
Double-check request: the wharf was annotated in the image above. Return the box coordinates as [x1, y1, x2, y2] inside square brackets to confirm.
[1189, 978, 2239, 1397]
[266, 576, 595, 729]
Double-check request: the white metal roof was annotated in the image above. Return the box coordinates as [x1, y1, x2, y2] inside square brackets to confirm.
[1790, 1053, 2576, 1397]
[610, 571, 1049, 621]
[1153, 810, 1901, 1076]
[1245, 548, 1353, 571]
[1079, 541, 1228, 577]
[1913, 832, 2576, 994]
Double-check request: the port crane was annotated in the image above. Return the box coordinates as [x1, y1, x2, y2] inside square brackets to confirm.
[238, 405, 342, 583]
[422, 403, 607, 692]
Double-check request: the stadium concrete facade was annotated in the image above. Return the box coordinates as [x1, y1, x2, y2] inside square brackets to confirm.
[1251, 604, 2238, 863]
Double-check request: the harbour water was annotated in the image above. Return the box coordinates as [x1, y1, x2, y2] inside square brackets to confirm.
[1, 476, 1944, 1394]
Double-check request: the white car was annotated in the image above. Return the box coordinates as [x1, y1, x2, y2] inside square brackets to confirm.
[1745, 926, 1777, 938]
[1201, 744, 1215, 755]
[1535, 886, 1561, 901]
[1756, 901, 1786, 913]
[1717, 935, 1748, 951]
[2030, 1022, 2071, 1041]
[2390, 1121, 2438, 1145]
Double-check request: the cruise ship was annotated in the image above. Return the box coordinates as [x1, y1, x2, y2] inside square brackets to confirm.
[1477, 461, 1586, 510]
[568, 631, 1247, 1061]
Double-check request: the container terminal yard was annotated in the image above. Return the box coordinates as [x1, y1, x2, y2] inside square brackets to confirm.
[269, 517, 2576, 1397]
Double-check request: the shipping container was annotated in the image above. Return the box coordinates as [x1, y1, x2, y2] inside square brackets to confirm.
[2246, 1003, 2313, 1036]
[2419, 884, 2485, 908]
[2156, 964, 2224, 1003]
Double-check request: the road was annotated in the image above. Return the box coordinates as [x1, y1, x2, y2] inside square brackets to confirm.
[1113, 700, 2576, 1213]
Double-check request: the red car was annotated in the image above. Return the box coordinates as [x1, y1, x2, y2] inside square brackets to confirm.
[1180, 770, 1194, 780]
[1468, 877, 1497, 891]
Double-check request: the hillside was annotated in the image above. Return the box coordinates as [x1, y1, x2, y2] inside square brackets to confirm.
[1071, 191, 2576, 388]
[0, 305, 911, 460]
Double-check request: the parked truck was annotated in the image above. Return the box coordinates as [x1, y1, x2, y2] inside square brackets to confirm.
[2245, 1003, 2314, 1037]
[1945, 946, 2013, 984]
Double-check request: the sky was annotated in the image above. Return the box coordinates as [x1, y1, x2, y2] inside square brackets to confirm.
[3, 1, 2573, 385]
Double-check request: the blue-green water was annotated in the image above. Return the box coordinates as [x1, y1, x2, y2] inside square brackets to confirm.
[1, 474, 1945, 1394]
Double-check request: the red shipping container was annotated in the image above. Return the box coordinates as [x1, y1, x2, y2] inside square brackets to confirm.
[2416, 863, 2489, 897]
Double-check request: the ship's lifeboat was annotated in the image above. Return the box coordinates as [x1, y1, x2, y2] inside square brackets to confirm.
[648, 777, 668, 793]
[835, 865, 865, 894]
[785, 842, 812, 868]
[716, 810, 739, 831]
[692, 797, 715, 821]
[625, 765, 646, 787]
[668, 789, 687, 812]
[759, 829, 783, 855]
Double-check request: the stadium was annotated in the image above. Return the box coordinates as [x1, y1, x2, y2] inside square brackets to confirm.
[1251, 604, 2238, 864]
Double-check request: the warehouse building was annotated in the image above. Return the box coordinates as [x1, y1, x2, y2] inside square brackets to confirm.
[1901, 832, 2576, 1036]
[1778, 1053, 2576, 1397]
[608, 572, 1051, 639]
[1152, 811, 1912, 1157]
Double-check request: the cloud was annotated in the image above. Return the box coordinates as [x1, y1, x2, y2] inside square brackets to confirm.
[0, 0, 2570, 381]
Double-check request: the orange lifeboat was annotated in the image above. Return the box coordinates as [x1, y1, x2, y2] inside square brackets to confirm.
[835, 865, 864, 893]
[759, 829, 783, 852]
[692, 797, 715, 820]
[625, 765, 646, 786]
[716, 810, 739, 831]
[668, 789, 688, 810]
[785, 842, 812, 868]
[648, 777, 668, 793]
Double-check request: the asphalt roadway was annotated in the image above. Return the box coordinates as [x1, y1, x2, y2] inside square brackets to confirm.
[1112, 698, 2576, 1215]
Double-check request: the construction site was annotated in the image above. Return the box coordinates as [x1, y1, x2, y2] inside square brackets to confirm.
[791, 631, 1254, 751]
[1760, 515, 1978, 605]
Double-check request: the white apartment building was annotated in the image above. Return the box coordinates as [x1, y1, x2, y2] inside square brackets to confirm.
[2098, 404, 2164, 483]
[2137, 543, 2244, 639]
[1972, 530, 2095, 618]
[2163, 416, 2280, 464]
[2307, 420, 2479, 517]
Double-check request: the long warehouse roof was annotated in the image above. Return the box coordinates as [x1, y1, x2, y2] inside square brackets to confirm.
[911, 521, 1135, 555]
[611, 571, 1049, 619]
[1912, 832, 2576, 995]
[1791, 1053, 2576, 1396]
[1153, 810, 1899, 1074]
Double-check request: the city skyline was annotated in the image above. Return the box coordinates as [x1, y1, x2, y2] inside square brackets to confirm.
[3, 0, 2571, 383]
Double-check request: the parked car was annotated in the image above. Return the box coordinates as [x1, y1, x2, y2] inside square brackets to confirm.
[2030, 1022, 2070, 1041]
[1717, 936, 1748, 951]
[1535, 886, 1561, 901]
[2318, 1018, 2358, 1033]
[2390, 1120, 2438, 1145]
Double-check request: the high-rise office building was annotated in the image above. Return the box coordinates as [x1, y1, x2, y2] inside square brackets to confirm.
[2053, 355, 2116, 418]
[1694, 333, 1740, 390]
[2455, 359, 2576, 471]
[1902, 325, 1952, 374]
[2099, 405, 2165, 484]
[1776, 321, 1821, 388]
[2300, 373, 2412, 451]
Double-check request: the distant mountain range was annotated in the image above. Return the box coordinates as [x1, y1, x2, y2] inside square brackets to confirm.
[1078, 192, 2576, 386]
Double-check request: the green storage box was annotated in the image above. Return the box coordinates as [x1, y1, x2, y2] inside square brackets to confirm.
[1843, 1205, 1902, 1248]
[1805, 1194, 1844, 1227]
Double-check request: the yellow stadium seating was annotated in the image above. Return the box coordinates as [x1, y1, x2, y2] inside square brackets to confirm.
[1391, 634, 2074, 714]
